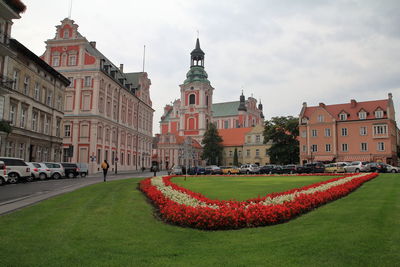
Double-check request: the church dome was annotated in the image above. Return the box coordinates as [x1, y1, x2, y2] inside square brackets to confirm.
[184, 66, 209, 84]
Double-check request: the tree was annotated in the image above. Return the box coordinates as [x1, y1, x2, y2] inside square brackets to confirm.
[201, 123, 223, 165]
[263, 116, 299, 165]
[233, 148, 239, 166]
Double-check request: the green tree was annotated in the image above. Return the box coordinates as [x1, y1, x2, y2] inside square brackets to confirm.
[263, 116, 299, 165]
[201, 123, 223, 165]
[233, 148, 239, 166]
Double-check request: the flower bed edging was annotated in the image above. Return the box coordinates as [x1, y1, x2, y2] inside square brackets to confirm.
[140, 173, 378, 230]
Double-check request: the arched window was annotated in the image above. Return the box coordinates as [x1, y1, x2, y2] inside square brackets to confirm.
[189, 94, 195, 105]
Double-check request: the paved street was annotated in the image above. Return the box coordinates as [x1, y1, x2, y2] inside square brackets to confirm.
[0, 170, 168, 215]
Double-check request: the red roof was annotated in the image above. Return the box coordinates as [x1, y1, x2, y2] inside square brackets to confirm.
[218, 128, 252, 146]
[303, 99, 388, 120]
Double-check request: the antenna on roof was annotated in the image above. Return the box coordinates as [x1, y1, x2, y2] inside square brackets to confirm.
[142, 45, 146, 72]
[68, 0, 73, 19]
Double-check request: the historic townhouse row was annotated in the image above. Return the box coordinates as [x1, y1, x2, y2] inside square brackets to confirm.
[299, 94, 398, 165]
[41, 18, 154, 173]
[0, 0, 70, 162]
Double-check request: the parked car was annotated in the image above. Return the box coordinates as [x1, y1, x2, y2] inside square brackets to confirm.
[170, 165, 183, 175]
[61, 163, 80, 178]
[76, 163, 89, 177]
[385, 164, 399, 173]
[0, 161, 8, 185]
[363, 162, 387, 173]
[259, 165, 276, 174]
[344, 161, 369, 173]
[187, 166, 206, 175]
[324, 163, 346, 173]
[44, 162, 65, 179]
[282, 164, 301, 174]
[239, 164, 260, 174]
[0, 157, 31, 183]
[302, 162, 325, 173]
[27, 162, 52, 180]
[205, 165, 223, 175]
[220, 166, 240, 175]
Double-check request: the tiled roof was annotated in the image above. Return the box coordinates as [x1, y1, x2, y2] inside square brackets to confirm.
[218, 127, 252, 146]
[303, 99, 389, 120]
[212, 101, 240, 117]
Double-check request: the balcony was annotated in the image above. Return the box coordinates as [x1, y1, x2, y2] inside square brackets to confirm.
[0, 74, 14, 94]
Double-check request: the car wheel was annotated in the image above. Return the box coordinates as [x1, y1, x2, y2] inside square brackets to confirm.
[228, 171, 231, 175]
[246, 170, 249, 174]
[53, 173, 61, 179]
[391, 169, 397, 173]
[39, 173, 47, 180]
[80, 172, 87, 178]
[67, 172, 75, 179]
[8, 173, 19, 184]
[26, 175, 34, 182]
[355, 168, 360, 173]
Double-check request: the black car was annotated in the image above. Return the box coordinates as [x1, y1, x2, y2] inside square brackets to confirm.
[302, 162, 325, 173]
[282, 164, 299, 174]
[61, 163, 80, 178]
[188, 166, 206, 175]
[259, 165, 276, 174]
[364, 162, 387, 173]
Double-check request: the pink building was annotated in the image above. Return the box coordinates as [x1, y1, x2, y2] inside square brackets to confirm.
[41, 18, 154, 173]
[299, 94, 398, 165]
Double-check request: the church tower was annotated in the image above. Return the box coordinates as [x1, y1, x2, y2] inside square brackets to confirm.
[178, 38, 214, 142]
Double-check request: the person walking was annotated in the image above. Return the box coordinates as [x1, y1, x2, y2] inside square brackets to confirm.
[101, 160, 109, 182]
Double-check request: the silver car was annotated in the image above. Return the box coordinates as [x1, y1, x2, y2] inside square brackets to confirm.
[27, 162, 52, 180]
[44, 162, 65, 179]
[170, 166, 183, 175]
[0, 161, 8, 185]
[344, 161, 369, 173]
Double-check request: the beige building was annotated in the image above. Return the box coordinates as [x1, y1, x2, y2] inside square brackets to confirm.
[41, 18, 154, 173]
[0, 0, 70, 161]
[219, 125, 271, 166]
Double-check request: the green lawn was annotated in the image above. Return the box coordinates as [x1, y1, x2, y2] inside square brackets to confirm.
[172, 175, 338, 201]
[0, 174, 399, 266]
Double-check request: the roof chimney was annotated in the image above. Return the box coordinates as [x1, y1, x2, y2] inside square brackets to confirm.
[388, 92, 393, 99]
[351, 99, 357, 108]
[319, 102, 325, 108]
[302, 102, 307, 108]
[89, 41, 96, 48]
[120, 64, 124, 73]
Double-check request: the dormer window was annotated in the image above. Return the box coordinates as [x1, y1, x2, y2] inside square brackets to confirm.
[301, 117, 308, 124]
[68, 55, 76, 66]
[317, 115, 324, 122]
[359, 111, 366, 120]
[375, 110, 383, 118]
[339, 113, 347, 121]
[63, 29, 70, 39]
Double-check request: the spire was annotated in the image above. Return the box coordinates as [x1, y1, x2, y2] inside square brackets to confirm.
[184, 38, 209, 84]
[190, 38, 205, 67]
[238, 91, 247, 111]
[258, 99, 263, 110]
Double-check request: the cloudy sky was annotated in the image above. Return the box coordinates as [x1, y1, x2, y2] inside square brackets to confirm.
[11, 0, 400, 133]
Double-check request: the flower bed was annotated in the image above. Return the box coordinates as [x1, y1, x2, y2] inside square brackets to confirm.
[140, 173, 379, 230]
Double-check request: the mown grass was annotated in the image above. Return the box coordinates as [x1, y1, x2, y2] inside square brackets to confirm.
[0, 174, 399, 266]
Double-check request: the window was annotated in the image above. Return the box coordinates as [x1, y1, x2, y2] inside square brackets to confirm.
[341, 128, 348, 136]
[189, 94, 195, 105]
[342, 143, 348, 152]
[377, 142, 385, 151]
[18, 143, 25, 159]
[246, 149, 250, 156]
[224, 120, 229, 129]
[265, 148, 268, 155]
[12, 69, 19, 90]
[255, 149, 260, 156]
[20, 108, 26, 128]
[339, 113, 347, 121]
[256, 135, 261, 143]
[63, 29, 70, 38]
[53, 56, 60, 67]
[56, 119, 61, 137]
[229, 151, 232, 157]
[9, 104, 16, 125]
[317, 115, 324, 122]
[68, 55, 76, 66]
[57, 95, 62, 110]
[64, 125, 71, 137]
[23, 76, 30, 95]
[32, 112, 38, 131]
[34, 82, 40, 100]
[375, 110, 383, 118]
[47, 91, 52, 106]
[374, 124, 387, 135]
[359, 112, 366, 120]
[325, 144, 331, 152]
[361, 143, 368, 152]
[84, 76, 91, 87]
[302, 145, 307, 153]
[311, 144, 318, 152]
[312, 129, 317, 137]
[360, 126, 367, 136]
[67, 77, 74, 87]
[325, 128, 331, 137]
[44, 117, 50, 135]
[301, 131, 306, 138]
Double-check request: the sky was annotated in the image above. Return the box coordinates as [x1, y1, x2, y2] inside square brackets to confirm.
[11, 0, 400, 133]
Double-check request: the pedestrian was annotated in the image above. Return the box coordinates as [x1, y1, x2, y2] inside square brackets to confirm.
[101, 160, 109, 182]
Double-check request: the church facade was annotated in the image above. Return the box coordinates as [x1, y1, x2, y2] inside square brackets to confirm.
[156, 39, 264, 169]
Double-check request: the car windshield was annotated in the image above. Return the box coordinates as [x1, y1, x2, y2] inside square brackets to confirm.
[351, 162, 360, 165]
